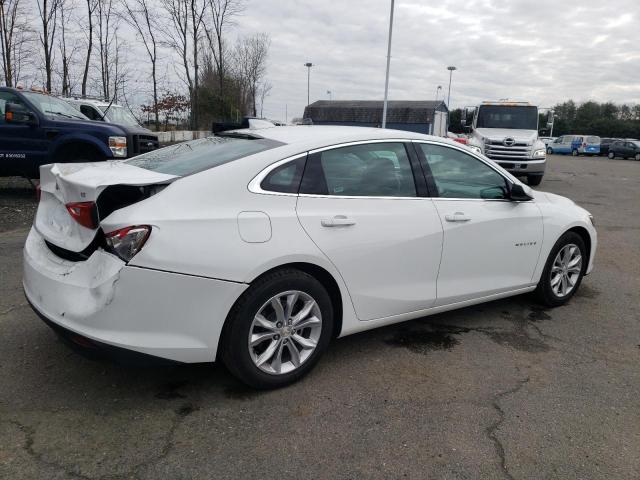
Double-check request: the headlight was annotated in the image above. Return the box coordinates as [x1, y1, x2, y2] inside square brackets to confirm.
[469, 146, 482, 155]
[109, 136, 127, 158]
[533, 149, 546, 158]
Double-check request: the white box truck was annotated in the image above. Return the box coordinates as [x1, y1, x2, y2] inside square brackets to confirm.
[462, 101, 553, 186]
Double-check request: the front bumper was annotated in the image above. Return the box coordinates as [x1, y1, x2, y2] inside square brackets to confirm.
[23, 228, 247, 363]
[494, 158, 546, 176]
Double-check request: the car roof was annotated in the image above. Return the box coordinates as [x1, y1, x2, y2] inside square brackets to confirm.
[232, 125, 454, 151]
[64, 97, 115, 108]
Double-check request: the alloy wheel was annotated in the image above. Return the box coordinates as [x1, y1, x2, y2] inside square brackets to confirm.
[248, 290, 322, 375]
[550, 244, 583, 298]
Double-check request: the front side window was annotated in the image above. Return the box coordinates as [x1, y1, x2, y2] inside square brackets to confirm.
[80, 105, 102, 120]
[300, 142, 416, 197]
[418, 143, 509, 199]
[0, 92, 26, 124]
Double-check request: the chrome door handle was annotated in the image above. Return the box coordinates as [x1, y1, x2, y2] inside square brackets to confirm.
[321, 215, 356, 227]
[445, 212, 471, 222]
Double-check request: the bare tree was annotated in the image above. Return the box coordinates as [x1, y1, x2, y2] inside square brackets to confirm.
[57, 0, 78, 95]
[0, 0, 30, 86]
[96, 0, 118, 99]
[258, 80, 270, 118]
[120, 0, 160, 128]
[235, 33, 269, 117]
[36, 0, 61, 91]
[160, 0, 205, 129]
[203, 0, 243, 108]
[81, 0, 98, 96]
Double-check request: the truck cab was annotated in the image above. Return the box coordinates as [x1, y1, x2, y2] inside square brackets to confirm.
[462, 101, 551, 186]
[64, 97, 159, 157]
[0, 87, 155, 178]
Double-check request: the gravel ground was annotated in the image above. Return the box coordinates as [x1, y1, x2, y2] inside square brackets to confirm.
[0, 154, 639, 479]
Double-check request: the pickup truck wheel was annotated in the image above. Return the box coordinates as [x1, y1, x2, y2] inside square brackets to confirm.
[55, 145, 105, 164]
[527, 175, 543, 186]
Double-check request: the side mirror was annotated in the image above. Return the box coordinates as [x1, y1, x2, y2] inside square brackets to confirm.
[5, 103, 37, 126]
[509, 183, 534, 201]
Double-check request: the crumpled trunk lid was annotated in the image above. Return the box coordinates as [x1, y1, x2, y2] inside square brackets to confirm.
[36, 161, 176, 252]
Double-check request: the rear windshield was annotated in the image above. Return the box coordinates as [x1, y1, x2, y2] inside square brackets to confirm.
[125, 135, 283, 176]
[586, 136, 600, 144]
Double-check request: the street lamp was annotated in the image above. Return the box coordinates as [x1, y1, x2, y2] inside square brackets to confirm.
[381, 0, 395, 128]
[446, 66, 457, 107]
[304, 62, 313, 107]
[435, 85, 442, 101]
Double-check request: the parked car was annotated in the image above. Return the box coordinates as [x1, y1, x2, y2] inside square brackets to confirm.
[24, 126, 597, 388]
[0, 87, 142, 178]
[546, 135, 600, 156]
[599, 138, 618, 156]
[64, 97, 160, 156]
[608, 139, 640, 160]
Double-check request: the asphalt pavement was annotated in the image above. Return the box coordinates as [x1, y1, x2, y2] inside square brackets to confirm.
[0, 154, 638, 479]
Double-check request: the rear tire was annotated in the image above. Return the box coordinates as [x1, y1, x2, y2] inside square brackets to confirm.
[221, 269, 334, 389]
[635, 153, 640, 161]
[535, 232, 587, 307]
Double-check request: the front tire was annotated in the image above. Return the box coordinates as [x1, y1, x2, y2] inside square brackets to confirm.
[527, 175, 543, 186]
[608, 152, 615, 159]
[546, 147, 553, 154]
[635, 153, 640, 161]
[221, 269, 334, 389]
[571, 149, 579, 156]
[535, 232, 587, 307]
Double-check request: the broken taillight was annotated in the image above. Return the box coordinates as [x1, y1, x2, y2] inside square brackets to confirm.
[65, 201, 98, 229]
[104, 225, 151, 262]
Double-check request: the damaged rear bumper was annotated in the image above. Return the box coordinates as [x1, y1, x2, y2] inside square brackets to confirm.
[23, 227, 248, 363]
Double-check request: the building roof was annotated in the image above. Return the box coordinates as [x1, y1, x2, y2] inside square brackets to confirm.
[304, 100, 447, 124]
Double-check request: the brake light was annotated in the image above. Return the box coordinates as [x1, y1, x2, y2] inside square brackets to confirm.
[65, 201, 98, 229]
[104, 225, 151, 262]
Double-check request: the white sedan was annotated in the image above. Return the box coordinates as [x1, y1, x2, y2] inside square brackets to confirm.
[24, 126, 597, 388]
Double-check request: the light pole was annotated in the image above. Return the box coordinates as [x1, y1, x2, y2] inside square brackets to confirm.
[304, 62, 313, 107]
[435, 85, 442, 101]
[381, 0, 395, 128]
[446, 66, 457, 107]
[327, 90, 332, 101]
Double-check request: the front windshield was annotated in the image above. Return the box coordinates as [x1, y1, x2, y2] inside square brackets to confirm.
[100, 105, 140, 126]
[476, 105, 538, 130]
[125, 135, 284, 176]
[21, 92, 87, 120]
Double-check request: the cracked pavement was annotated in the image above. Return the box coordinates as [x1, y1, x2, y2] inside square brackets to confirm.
[1, 155, 639, 479]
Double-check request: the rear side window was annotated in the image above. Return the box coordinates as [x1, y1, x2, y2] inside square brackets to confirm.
[126, 136, 284, 176]
[260, 156, 306, 193]
[586, 136, 599, 144]
[300, 142, 416, 197]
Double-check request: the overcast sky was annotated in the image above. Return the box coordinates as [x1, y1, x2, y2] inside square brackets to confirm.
[230, 0, 640, 121]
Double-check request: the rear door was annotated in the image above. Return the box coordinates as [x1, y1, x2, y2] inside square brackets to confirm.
[296, 141, 443, 321]
[415, 141, 543, 306]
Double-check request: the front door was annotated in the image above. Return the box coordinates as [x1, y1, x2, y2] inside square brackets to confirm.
[296, 141, 443, 321]
[415, 142, 543, 306]
[0, 91, 45, 176]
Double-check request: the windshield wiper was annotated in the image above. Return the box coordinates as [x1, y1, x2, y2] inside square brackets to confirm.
[44, 110, 79, 119]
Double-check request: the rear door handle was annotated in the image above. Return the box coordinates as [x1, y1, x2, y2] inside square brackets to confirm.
[321, 215, 356, 227]
[444, 212, 471, 222]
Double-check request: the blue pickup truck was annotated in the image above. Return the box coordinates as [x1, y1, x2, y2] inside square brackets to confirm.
[0, 87, 159, 178]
